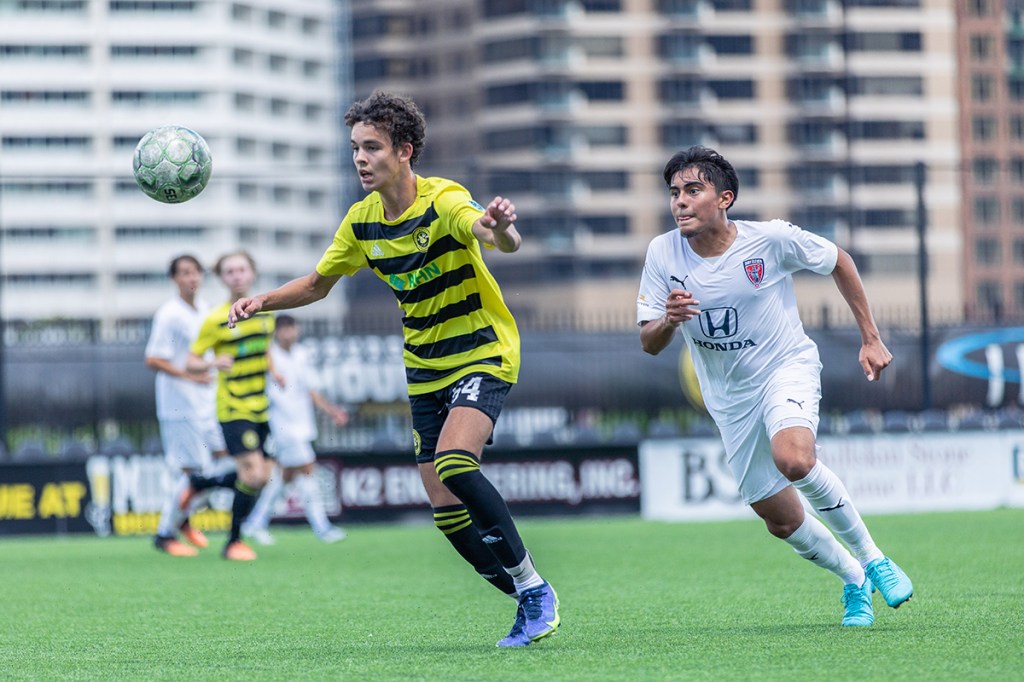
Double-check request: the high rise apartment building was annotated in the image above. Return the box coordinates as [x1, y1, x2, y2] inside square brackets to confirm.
[349, 0, 960, 327]
[0, 0, 346, 335]
[957, 0, 1024, 319]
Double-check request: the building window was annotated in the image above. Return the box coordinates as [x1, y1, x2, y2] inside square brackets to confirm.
[846, 32, 922, 52]
[974, 197, 1001, 225]
[236, 137, 256, 155]
[3, 225, 95, 242]
[0, 44, 89, 59]
[968, 0, 992, 17]
[971, 75, 995, 103]
[111, 45, 199, 58]
[1012, 197, 1024, 223]
[976, 281, 1002, 314]
[972, 158, 999, 185]
[266, 9, 286, 29]
[115, 225, 204, 241]
[10, 1, 86, 11]
[267, 54, 287, 72]
[301, 16, 320, 35]
[707, 35, 754, 55]
[1011, 158, 1024, 182]
[848, 76, 923, 97]
[972, 116, 997, 141]
[1, 90, 90, 105]
[970, 34, 994, 62]
[578, 81, 625, 101]
[848, 120, 925, 140]
[1013, 239, 1024, 263]
[3, 136, 91, 151]
[976, 238, 1001, 265]
[581, 215, 628, 234]
[1011, 116, 1024, 140]
[708, 79, 755, 99]
[109, 1, 196, 10]
[112, 90, 202, 105]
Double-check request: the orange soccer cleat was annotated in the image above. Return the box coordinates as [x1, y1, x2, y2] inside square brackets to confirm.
[154, 536, 198, 557]
[222, 540, 257, 562]
[179, 521, 209, 549]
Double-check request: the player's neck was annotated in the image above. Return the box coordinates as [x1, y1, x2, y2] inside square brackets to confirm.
[687, 219, 736, 258]
[277, 340, 293, 352]
[378, 171, 418, 221]
[178, 291, 196, 308]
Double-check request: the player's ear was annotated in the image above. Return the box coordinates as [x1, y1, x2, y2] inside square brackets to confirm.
[397, 141, 414, 164]
[718, 190, 734, 210]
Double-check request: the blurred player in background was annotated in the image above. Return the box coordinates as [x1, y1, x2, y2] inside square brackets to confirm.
[183, 251, 277, 561]
[637, 145, 914, 627]
[242, 314, 349, 545]
[146, 254, 227, 557]
[226, 90, 560, 647]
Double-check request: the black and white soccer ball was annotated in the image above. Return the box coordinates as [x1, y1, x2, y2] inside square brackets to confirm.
[132, 125, 212, 204]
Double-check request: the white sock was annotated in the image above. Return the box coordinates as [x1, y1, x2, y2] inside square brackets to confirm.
[294, 473, 332, 536]
[792, 460, 884, 566]
[507, 552, 544, 593]
[247, 470, 285, 532]
[156, 473, 190, 538]
[785, 515, 865, 585]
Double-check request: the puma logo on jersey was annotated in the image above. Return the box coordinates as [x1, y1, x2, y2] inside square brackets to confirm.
[786, 398, 805, 409]
[670, 274, 689, 288]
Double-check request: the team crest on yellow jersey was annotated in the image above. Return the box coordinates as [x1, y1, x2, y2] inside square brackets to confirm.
[413, 227, 430, 252]
[413, 429, 421, 456]
[242, 429, 259, 451]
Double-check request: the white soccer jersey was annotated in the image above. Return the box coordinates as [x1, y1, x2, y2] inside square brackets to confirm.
[145, 296, 215, 421]
[268, 343, 319, 443]
[637, 219, 838, 419]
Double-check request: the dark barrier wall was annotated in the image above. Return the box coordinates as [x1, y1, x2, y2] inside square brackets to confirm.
[0, 446, 640, 536]
[5, 324, 1023, 429]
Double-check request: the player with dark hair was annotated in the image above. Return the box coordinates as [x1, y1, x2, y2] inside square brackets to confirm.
[226, 90, 560, 647]
[637, 145, 914, 626]
[183, 250, 277, 561]
[147, 254, 226, 556]
[242, 314, 349, 545]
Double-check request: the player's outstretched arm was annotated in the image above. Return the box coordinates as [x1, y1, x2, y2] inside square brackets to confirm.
[229, 271, 341, 328]
[472, 196, 521, 253]
[831, 248, 892, 381]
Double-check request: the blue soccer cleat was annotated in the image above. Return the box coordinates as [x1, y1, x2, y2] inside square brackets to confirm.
[841, 578, 874, 627]
[519, 581, 560, 642]
[496, 603, 530, 648]
[865, 556, 914, 608]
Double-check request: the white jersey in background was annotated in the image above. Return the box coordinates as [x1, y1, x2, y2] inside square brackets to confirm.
[145, 296, 215, 421]
[636, 219, 838, 420]
[268, 342, 320, 444]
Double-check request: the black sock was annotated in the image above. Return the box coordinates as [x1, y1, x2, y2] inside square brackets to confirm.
[190, 470, 237, 491]
[434, 450, 527, 569]
[433, 504, 516, 596]
[229, 480, 259, 543]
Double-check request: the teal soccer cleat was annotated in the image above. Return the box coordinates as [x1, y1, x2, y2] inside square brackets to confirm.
[496, 603, 530, 648]
[841, 578, 874, 627]
[519, 582, 560, 642]
[865, 557, 914, 608]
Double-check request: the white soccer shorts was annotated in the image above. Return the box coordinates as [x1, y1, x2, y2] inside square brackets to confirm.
[717, 361, 822, 505]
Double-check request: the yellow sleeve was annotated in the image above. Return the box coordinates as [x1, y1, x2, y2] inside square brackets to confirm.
[435, 184, 485, 245]
[190, 312, 219, 356]
[316, 216, 366, 277]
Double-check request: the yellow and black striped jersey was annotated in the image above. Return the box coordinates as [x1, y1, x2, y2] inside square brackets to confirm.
[316, 175, 520, 395]
[190, 302, 275, 423]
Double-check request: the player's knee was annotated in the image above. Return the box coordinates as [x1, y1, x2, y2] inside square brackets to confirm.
[774, 452, 816, 481]
[434, 449, 481, 495]
[764, 517, 801, 539]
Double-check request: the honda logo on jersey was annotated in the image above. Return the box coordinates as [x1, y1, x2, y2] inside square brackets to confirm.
[743, 258, 764, 287]
[699, 307, 738, 338]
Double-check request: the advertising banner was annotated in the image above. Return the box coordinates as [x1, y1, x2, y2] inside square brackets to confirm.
[640, 431, 1024, 522]
[1, 446, 640, 536]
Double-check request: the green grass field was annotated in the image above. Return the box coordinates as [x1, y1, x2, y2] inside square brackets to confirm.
[2, 509, 1022, 681]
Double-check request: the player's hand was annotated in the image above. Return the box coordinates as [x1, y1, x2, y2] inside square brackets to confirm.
[271, 370, 286, 388]
[189, 372, 213, 385]
[213, 354, 234, 371]
[860, 338, 892, 382]
[665, 288, 700, 327]
[228, 296, 264, 328]
[483, 196, 517, 231]
[330, 406, 350, 428]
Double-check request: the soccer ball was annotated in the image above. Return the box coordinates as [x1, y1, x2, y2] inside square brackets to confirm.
[132, 125, 212, 203]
